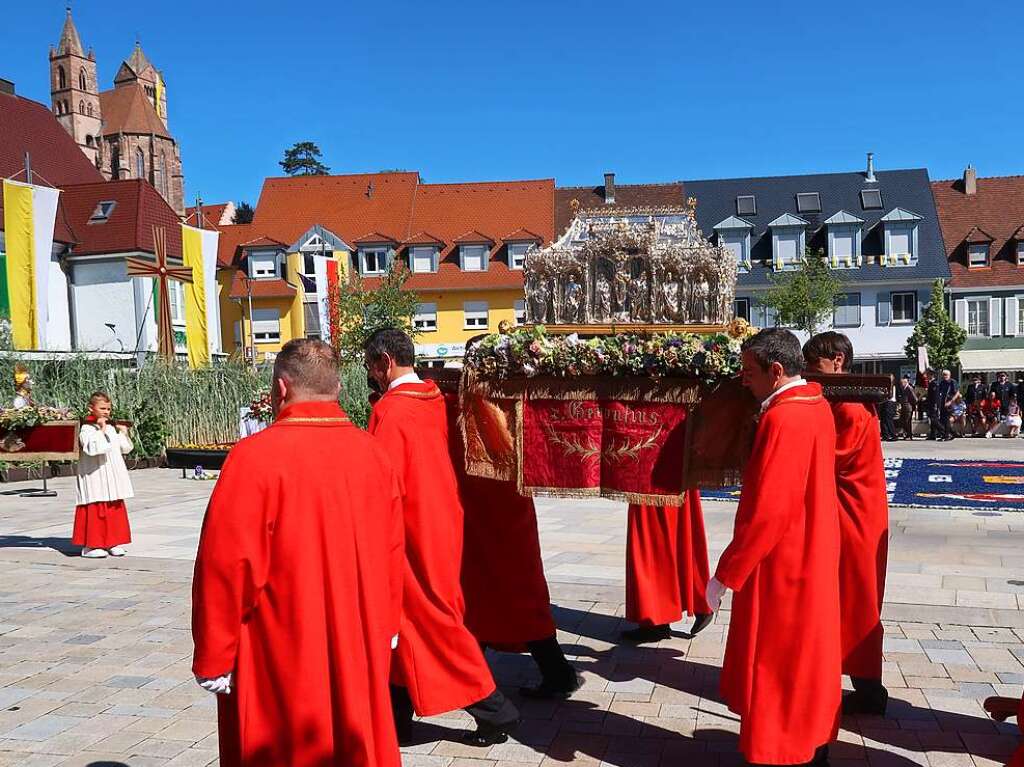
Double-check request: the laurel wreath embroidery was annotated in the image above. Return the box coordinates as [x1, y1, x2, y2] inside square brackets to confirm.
[542, 424, 663, 463]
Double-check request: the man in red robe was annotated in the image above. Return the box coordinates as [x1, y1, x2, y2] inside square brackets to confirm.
[984, 694, 1024, 767]
[803, 332, 890, 716]
[365, 328, 519, 746]
[621, 494, 713, 643]
[706, 328, 841, 766]
[192, 339, 404, 767]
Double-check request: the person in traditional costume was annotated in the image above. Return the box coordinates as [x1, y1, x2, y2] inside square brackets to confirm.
[365, 328, 519, 746]
[621, 495, 713, 643]
[803, 332, 890, 716]
[705, 328, 841, 766]
[192, 339, 405, 767]
[73, 392, 133, 559]
[983, 694, 1023, 767]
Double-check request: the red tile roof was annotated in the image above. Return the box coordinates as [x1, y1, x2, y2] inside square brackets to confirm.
[243, 235, 287, 248]
[931, 176, 1024, 288]
[185, 202, 232, 229]
[250, 172, 419, 247]
[555, 182, 685, 236]
[0, 91, 104, 243]
[228, 271, 296, 299]
[98, 84, 171, 139]
[502, 227, 543, 242]
[402, 231, 445, 246]
[965, 225, 995, 243]
[61, 179, 183, 259]
[354, 231, 399, 244]
[453, 229, 495, 244]
[215, 224, 256, 267]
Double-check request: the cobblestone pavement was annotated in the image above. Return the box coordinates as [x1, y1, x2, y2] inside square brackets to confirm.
[0, 440, 1022, 766]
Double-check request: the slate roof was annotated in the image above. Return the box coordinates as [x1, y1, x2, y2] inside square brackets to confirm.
[555, 182, 685, 237]
[931, 174, 1024, 289]
[683, 168, 950, 288]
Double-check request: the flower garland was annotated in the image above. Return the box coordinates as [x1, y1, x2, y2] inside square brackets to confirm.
[0, 405, 77, 432]
[464, 321, 756, 383]
[247, 392, 274, 424]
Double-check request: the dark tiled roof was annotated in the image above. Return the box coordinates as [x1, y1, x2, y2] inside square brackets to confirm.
[555, 183, 685, 236]
[931, 175, 1024, 289]
[683, 168, 950, 288]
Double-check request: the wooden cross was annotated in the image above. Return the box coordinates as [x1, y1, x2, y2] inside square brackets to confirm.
[126, 225, 193, 360]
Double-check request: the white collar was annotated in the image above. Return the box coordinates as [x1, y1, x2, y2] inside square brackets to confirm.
[389, 371, 422, 391]
[760, 377, 807, 413]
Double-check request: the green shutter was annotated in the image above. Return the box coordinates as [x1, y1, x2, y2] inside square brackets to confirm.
[0, 253, 9, 319]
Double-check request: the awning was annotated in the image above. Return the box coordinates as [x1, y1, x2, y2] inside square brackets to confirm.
[959, 348, 1024, 372]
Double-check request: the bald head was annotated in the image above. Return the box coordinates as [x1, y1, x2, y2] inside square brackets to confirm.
[273, 338, 340, 401]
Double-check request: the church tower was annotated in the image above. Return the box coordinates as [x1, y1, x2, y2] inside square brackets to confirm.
[49, 8, 102, 167]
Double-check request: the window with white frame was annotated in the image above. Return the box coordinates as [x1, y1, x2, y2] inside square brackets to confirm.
[414, 302, 438, 332]
[773, 230, 803, 269]
[508, 242, 530, 270]
[360, 247, 389, 275]
[167, 279, 186, 325]
[249, 251, 278, 279]
[460, 244, 488, 271]
[891, 292, 917, 324]
[410, 246, 438, 274]
[514, 299, 527, 325]
[463, 301, 488, 330]
[1018, 299, 1024, 335]
[968, 244, 990, 268]
[1018, 242, 1024, 266]
[829, 227, 858, 265]
[734, 297, 750, 322]
[967, 298, 989, 336]
[720, 231, 750, 267]
[833, 293, 861, 327]
[251, 308, 281, 344]
[885, 223, 918, 263]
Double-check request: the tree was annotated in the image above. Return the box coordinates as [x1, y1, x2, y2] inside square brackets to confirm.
[761, 250, 843, 335]
[330, 262, 420, 364]
[279, 141, 330, 176]
[904, 279, 965, 371]
[232, 202, 254, 224]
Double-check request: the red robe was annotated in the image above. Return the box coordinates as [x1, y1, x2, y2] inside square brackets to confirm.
[1013, 696, 1024, 767]
[716, 382, 841, 765]
[72, 500, 131, 549]
[369, 381, 497, 715]
[832, 402, 889, 680]
[625, 493, 710, 625]
[192, 401, 404, 767]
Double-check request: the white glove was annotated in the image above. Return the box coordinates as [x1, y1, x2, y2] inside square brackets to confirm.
[196, 673, 233, 695]
[706, 577, 727, 613]
[391, 634, 399, 650]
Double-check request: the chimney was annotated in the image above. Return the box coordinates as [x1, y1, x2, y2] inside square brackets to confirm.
[865, 152, 876, 183]
[0, 78, 14, 96]
[366, 181, 374, 198]
[604, 172, 616, 204]
[964, 164, 977, 196]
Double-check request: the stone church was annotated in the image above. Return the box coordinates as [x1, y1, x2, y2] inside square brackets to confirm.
[48, 9, 185, 214]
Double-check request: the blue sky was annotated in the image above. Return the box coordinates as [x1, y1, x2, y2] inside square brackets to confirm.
[3, 0, 1022, 207]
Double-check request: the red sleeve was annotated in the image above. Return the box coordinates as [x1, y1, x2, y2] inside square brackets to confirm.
[191, 444, 274, 678]
[715, 408, 808, 592]
[387, 466, 405, 637]
[369, 406, 410, 485]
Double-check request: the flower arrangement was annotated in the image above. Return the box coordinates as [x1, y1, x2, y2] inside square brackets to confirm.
[0, 405, 77, 432]
[465, 322, 757, 383]
[247, 392, 274, 424]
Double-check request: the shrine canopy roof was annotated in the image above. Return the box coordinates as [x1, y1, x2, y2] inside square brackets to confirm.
[684, 168, 949, 287]
[555, 182, 685, 237]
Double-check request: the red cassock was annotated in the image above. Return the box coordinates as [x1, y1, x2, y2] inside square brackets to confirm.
[436, 389, 557, 648]
[1012, 696, 1024, 767]
[831, 402, 889, 680]
[716, 382, 841, 765]
[625, 492, 710, 625]
[72, 500, 131, 549]
[369, 381, 497, 715]
[192, 401, 404, 767]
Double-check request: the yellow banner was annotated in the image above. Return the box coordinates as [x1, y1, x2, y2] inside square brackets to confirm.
[182, 225, 208, 367]
[3, 181, 35, 348]
[155, 73, 165, 118]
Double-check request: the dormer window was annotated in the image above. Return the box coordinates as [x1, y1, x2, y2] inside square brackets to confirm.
[713, 215, 753, 272]
[508, 242, 531, 270]
[736, 195, 757, 216]
[767, 213, 808, 270]
[968, 244, 990, 268]
[88, 200, 117, 224]
[1018, 241, 1024, 266]
[860, 189, 883, 210]
[460, 244, 488, 272]
[824, 210, 864, 268]
[410, 246, 439, 274]
[880, 208, 922, 266]
[249, 249, 280, 279]
[359, 247, 389, 276]
[796, 193, 821, 214]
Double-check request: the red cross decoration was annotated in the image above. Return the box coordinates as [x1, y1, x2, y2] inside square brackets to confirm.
[126, 226, 193, 360]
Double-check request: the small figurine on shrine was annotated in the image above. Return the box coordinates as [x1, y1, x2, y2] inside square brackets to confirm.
[563, 276, 584, 323]
[12, 364, 33, 410]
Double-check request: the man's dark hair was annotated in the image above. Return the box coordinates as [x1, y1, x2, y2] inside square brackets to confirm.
[802, 331, 855, 372]
[273, 338, 340, 396]
[741, 328, 805, 376]
[364, 327, 415, 367]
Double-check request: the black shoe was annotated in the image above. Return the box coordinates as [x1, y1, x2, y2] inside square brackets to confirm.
[620, 624, 672, 643]
[841, 685, 888, 716]
[520, 671, 583, 700]
[689, 613, 713, 637]
[462, 718, 520, 746]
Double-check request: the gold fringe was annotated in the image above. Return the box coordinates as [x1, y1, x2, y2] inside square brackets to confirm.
[277, 417, 350, 425]
[465, 373, 703, 404]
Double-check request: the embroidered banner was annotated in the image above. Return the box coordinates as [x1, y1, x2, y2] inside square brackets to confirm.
[519, 398, 690, 504]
